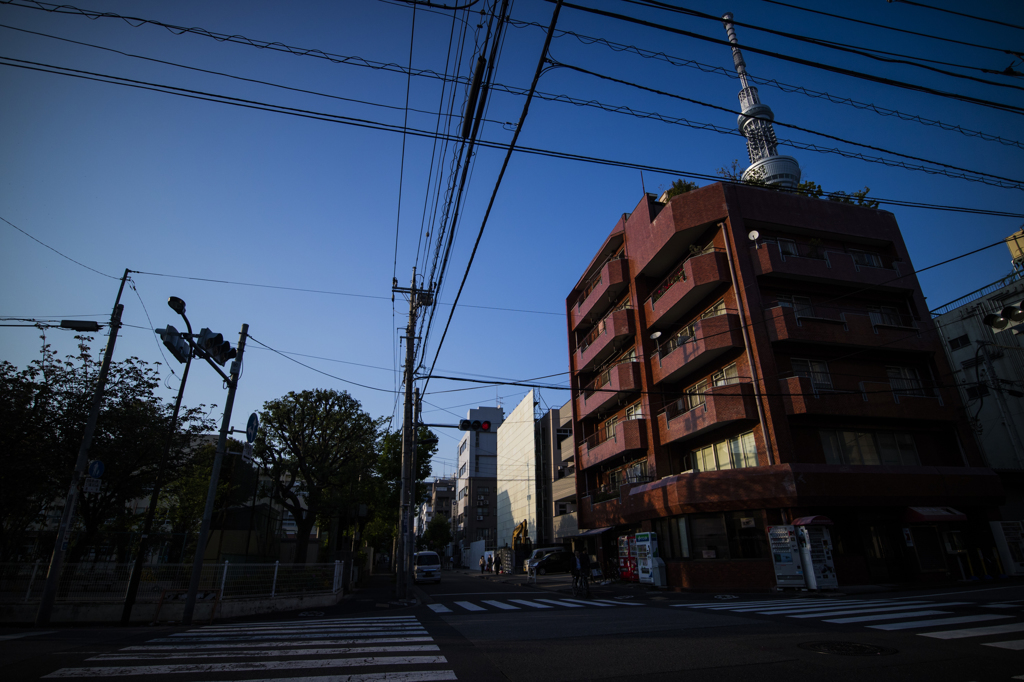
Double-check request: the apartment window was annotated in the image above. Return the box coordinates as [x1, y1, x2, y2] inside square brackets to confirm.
[869, 305, 907, 327]
[819, 430, 921, 466]
[777, 238, 798, 257]
[684, 379, 707, 412]
[625, 400, 644, 421]
[476, 507, 488, 516]
[459, 441, 468, 455]
[777, 294, 814, 318]
[480, 487, 490, 494]
[615, 346, 637, 364]
[965, 384, 990, 400]
[887, 366, 926, 397]
[712, 362, 739, 387]
[459, 487, 467, 499]
[613, 294, 633, 312]
[792, 358, 832, 390]
[459, 464, 467, 477]
[948, 334, 970, 351]
[602, 415, 619, 441]
[850, 249, 883, 268]
[701, 298, 727, 319]
[690, 431, 758, 472]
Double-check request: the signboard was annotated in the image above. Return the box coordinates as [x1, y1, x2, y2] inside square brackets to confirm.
[88, 460, 105, 478]
[242, 442, 254, 465]
[83, 477, 101, 494]
[767, 525, 805, 588]
[246, 413, 259, 444]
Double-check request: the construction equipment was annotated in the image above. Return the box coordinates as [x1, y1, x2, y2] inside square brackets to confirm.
[512, 520, 528, 549]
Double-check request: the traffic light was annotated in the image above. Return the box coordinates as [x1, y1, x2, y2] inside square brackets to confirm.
[983, 305, 1024, 331]
[156, 325, 191, 364]
[458, 419, 492, 432]
[197, 327, 237, 366]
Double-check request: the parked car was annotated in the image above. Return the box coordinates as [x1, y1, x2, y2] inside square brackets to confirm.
[413, 551, 442, 583]
[523, 546, 564, 573]
[529, 549, 572, 575]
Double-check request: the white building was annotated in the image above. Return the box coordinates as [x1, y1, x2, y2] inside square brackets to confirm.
[453, 406, 504, 565]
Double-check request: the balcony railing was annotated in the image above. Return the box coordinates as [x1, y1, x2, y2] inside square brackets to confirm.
[577, 253, 626, 309]
[662, 376, 746, 421]
[585, 414, 643, 449]
[648, 248, 724, 305]
[583, 369, 612, 398]
[768, 303, 918, 329]
[579, 319, 607, 353]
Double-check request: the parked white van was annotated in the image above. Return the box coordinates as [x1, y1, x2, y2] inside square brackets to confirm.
[413, 551, 442, 584]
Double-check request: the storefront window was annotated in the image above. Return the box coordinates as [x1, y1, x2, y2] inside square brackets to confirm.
[652, 516, 691, 560]
[691, 514, 730, 560]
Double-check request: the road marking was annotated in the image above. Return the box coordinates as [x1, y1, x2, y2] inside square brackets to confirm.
[122, 637, 434, 651]
[824, 610, 950, 624]
[198, 617, 419, 630]
[786, 603, 960, 618]
[735, 600, 893, 613]
[191, 672, 457, 682]
[560, 598, 613, 607]
[680, 599, 849, 609]
[984, 639, 1024, 650]
[149, 630, 428, 643]
[481, 600, 520, 610]
[591, 599, 641, 606]
[43, 655, 449, 678]
[981, 604, 1023, 609]
[869, 615, 1012, 631]
[454, 601, 486, 612]
[173, 625, 421, 637]
[427, 604, 452, 613]
[535, 599, 585, 608]
[201, 615, 417, 627]
[90, 645, 441, 660]
[0, 631, 57, 641]
[919, 622, 1024, 639]
[508, 599, 553, 609]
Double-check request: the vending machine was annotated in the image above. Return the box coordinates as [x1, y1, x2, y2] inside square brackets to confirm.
[767, 525, 805, 588]
[797, 524, 838, 590]
[635, 532, 659, 584]
[618, 534, 638, 582]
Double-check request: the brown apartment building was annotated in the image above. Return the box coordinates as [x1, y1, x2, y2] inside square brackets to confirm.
[566, 182, 1005, 590]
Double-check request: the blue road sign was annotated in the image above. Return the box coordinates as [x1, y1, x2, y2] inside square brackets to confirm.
[246, 413, 259, 444]
[88, 460, 105, 478]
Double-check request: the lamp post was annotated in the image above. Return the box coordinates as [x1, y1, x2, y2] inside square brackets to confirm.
[120, 297, 194, 624]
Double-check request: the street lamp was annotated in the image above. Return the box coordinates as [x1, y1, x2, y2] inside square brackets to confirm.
[121, 297, 195, 623]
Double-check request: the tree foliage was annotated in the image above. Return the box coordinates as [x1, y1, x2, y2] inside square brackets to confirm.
[254, 389, 381, 564]
[422, 513, 452, 554]
[715, 160, 879, 208]
[0, 335, 214, 561]
[662, 179, 699, 199]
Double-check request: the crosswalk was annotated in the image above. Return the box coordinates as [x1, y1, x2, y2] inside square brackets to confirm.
[674, 597, 1024, 650]
[427, 596, 642, 614]
[41, 615, 458, 680]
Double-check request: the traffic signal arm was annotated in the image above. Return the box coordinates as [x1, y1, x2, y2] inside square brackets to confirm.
[180, 333, 233, 384]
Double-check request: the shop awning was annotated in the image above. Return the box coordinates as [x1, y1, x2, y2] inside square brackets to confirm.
[573, 526, 613, 537]
[792, 515, 833, 526]
[904, 506, 967, 523]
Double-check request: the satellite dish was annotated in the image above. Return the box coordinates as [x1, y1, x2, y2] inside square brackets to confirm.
[748, 230, 760, 241]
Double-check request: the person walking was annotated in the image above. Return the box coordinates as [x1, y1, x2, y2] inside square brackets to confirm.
[486, 554, 494, 573]
[479, 555, 485, 573]
[494, 554, 502, 575]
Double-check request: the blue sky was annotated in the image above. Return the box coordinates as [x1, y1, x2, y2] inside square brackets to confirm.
[1, 0, 1021, 478]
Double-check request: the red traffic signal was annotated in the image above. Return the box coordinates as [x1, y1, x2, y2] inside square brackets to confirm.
[458, 419, 492, 432]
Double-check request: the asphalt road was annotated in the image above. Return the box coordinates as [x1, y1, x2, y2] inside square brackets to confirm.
[2, 571, 1022, 681]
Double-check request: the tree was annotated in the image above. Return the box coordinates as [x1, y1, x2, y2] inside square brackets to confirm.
[255, 389, 381, 564]
[0, 335, 213, 562]
[796, 180, 880, 209]
[422, 513, 452, 554]
[662, 178, 698, 199]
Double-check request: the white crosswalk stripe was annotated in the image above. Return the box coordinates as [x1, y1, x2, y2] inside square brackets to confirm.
[427, 596, 633, 613]
[481, 600, 519, 610]
[42, 615, 456, 680]
[674, 596, 1024, 649]
[453, 601, 486, 612]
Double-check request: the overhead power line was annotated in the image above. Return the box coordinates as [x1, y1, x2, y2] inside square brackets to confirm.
[889, 0, 1024, 32]
[1, 214, 119, 279]
[546, 0, 1024, 115]
[760, 0, 1022, 57]
[5, 54, 1019, 193]
[509, 18, 1023, 149]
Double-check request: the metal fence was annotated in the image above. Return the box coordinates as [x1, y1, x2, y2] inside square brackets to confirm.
[0, 561, 344, 603]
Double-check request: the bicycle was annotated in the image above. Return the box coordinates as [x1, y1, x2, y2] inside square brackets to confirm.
[571, 571, 590, 599]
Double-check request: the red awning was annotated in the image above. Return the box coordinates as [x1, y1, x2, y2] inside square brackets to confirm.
[792, 515, 833, 526]
[904, 507, 967, 523]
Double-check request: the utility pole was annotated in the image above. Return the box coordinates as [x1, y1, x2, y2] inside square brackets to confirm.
[979, 341, 1024, 468]
[393, 269, 432, 599]
[407, 387, 421, 598]
[36, 269, 129, 626]
[182, 323, 248, 625]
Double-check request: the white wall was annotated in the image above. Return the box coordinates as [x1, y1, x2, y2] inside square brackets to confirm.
[496, 391, 538, 548]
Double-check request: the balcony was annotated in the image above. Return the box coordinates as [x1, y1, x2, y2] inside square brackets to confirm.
[552, 474, 577, 502]
[752, 242, 912, 291]
[658, 380, 758, 445]
[571, 257, 630, 331]
[764, 305, 932, 353]
[645, 250, 730, 329]
[577, 362, 642, 420]
[578, 418, 647, 470]
[780, 376, 958, 421]
[651, 313, 744, 385]
[575, 309, 635, 374]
